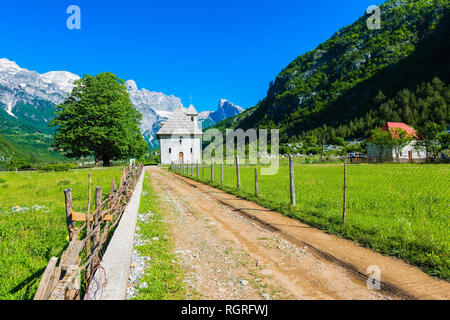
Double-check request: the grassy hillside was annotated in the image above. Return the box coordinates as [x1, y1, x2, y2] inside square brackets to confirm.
[214, 0, 450, 142]
[0, 107, 67, 168]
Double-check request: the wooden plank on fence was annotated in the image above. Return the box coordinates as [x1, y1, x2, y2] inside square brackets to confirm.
[60, 240, 83, 272]
[72, 211, 112, 222]
[49, 265, 80, 300]
[33, 257, 58, 300]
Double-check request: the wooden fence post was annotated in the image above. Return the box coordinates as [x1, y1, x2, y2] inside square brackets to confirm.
[211, 160, 214, 182]
[221, 163, 224, 185]
[94, 186, 102, 243]
[85, 173, 92, 278]
[110, 179, 116, 194]
[289, 156, 296, 206]
[236, 155, 241, 189]
[255, 167, 259, 196]
[343, 156, 347, 224]
[64, 188, 76, 241]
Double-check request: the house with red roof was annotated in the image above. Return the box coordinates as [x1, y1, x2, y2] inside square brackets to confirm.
[367, 122, 426, 162]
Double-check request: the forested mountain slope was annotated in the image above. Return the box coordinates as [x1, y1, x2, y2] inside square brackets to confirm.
[214, 0, 450, 143]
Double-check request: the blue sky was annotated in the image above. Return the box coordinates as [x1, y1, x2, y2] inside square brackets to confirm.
[0, 0, 381, 112]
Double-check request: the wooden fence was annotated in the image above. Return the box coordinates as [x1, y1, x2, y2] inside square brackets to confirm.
[170, 156, 349, 224]
[33, 165, 143, 300]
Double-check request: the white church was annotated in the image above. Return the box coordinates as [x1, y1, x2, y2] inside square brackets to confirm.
[156, 105, 203, 164]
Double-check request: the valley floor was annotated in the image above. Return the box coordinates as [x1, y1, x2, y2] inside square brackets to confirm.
[144, 167, 450, 300]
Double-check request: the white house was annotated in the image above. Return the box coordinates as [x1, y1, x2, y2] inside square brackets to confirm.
[156, 105, 203, 164]
[366, 122, 426, 162]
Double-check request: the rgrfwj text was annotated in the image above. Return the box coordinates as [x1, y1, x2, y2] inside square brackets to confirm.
[181, 304, 269, 317]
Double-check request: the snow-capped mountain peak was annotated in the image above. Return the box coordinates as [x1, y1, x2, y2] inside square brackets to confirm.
[0, 58, 24, 75]
[41, 71, 80, 92]
[126, 79, 138, 91]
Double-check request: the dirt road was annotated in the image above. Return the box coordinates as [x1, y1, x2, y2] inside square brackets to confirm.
[147, 167, 450, 300]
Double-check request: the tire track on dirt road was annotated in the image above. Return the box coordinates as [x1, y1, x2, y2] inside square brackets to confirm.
[166, 168, 450, 300]
[147, 167, 403, 300]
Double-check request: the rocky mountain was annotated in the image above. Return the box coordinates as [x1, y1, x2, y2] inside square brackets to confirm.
[125, 81, 244, 148]
[125, 79, 185, 148]
[131, 94, 244, 148]
[199, 99, 244, 128]
[0, 58, 79, 124]
[214, 0, 450, 143]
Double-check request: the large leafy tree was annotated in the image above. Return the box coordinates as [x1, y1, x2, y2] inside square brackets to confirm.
[390, 128, 413, 162]
[50, 72, 148, 166]
[417, 121, 450, 159]
[370, 128, 395, 160]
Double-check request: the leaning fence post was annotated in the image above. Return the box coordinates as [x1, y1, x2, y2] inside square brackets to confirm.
[289, 156, 296, 206]
[343, 156, 347, 224]
[236, 155, 241, 189]
[64, 188, 76, 240]
[255, 167, 259, 196]
[211, 160, 214, 182]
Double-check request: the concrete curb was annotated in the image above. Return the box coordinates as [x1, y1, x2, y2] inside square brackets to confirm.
[85, 168, 145, 300]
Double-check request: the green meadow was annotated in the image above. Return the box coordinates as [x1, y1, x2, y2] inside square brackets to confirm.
[132, 172, 186, 300]
[176, 162, 450, 280]
[0, 167, 122, 300]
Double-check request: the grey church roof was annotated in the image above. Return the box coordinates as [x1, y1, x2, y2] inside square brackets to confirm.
[186, 104, 198, 115]
[156, 108, 203, 137]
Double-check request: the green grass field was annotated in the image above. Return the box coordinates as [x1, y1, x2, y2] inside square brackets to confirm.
[175, 162, 450, 280]
[0, 167, 122, 300]
[132, 172, 186, 300]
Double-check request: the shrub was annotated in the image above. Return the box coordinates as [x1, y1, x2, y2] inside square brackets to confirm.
[40, 163, 77, 172]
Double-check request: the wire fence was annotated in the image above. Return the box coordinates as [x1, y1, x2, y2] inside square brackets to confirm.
[33, 164, 143, 300]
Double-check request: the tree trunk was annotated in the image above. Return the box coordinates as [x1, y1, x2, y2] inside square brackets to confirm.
[101, 156, 111, 167]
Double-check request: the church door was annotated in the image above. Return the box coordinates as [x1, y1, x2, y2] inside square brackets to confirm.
[179, 152, 184, 163]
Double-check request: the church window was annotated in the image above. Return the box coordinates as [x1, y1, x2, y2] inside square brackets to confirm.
[169, 148, 171, 154]
[191, 116, 194, 122]
[190, 148, 193, 153]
